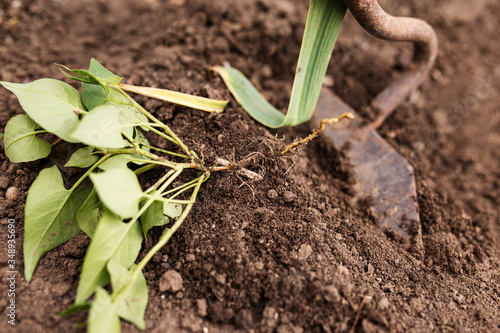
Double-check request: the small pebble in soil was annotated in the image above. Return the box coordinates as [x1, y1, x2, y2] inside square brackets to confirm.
[298, 244, 312, 261]
[5, 187, 18, 201]
[283, 191, 297, 203]
[186, 253, 196, 261]
[159, 269, 183, 293]
[367, 263, 375, 275]
[267, 189, 278, 199]
[197, 299, 208, 317]
[378, 297, 390, 310]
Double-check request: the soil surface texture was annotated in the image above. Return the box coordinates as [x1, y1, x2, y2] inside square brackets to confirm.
[0, 0, 499, 332]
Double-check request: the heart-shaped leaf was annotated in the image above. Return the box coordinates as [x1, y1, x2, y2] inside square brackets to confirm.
[24, 166, 92, 281]
[0, 79, 85, 142]
[3, 114, 51, 163]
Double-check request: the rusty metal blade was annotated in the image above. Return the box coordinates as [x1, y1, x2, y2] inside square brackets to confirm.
[316, 87, 421, 247]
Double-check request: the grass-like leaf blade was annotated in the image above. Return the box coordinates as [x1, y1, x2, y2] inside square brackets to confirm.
[108, 260, 148, 330]
[212, 0, 347, 128]
[4, 114, 52, 163]
[24, 166, 92, 281]
[119, 83, 229, 113]
[0, 79, 85, 142]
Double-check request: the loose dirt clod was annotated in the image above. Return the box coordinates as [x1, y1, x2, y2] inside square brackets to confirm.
[159, 270, 183, 293]
[0, 176, 9, 189]
[283, 191, 297, 202]
[267, 189, 278, 199]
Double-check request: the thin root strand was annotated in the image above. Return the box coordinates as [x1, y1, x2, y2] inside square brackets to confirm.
[279, 112, 354, 155]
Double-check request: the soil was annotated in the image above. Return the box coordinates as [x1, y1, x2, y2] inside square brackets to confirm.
[0, 0, 499, 332]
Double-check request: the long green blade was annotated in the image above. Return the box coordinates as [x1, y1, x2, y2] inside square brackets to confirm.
[212, 0, 346, 128]
[119, 83, 229, 113]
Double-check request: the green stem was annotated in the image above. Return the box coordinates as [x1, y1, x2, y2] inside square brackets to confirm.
[129, 159, 193, 170]
[141, 197, 193, 205]
[140, 143, 190, 159]
[69, 154, 110, 192]
[161, 177, 200, 196]
[113, 84, 196, 159]
[111, 172, 208, 302]
[134, 164, 157, 175]
[142, 125, 177, 145]
[135, 173, 207, 272]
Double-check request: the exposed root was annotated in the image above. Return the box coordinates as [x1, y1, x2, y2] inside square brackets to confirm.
[280, 112, 354, 155]
[349, 296, 372, 333]
[214, 157, 263, 181]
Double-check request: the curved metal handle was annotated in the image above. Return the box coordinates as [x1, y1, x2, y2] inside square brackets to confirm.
[342, 0, 438, 129]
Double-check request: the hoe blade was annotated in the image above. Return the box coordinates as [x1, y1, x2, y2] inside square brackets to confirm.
[316, 88, 421, 249]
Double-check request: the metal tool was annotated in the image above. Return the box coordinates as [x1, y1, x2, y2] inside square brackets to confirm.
[316, 0, 438, 249]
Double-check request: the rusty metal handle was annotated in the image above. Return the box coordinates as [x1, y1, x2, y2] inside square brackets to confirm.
[342, 0, 438, 129]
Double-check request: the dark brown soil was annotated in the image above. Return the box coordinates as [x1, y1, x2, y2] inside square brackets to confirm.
[1, 0, 499, 332]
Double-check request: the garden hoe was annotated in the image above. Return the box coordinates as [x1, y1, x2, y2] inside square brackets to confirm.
[316, 0, 438, 250]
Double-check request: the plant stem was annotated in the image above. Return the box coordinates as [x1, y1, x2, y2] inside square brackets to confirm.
[134, 164, 157, 175]
[140, 143, 190, 159]
[141, 124, 178, 145]
[113, 84, 197, 160]
[69, 154, 110, 192]
[112, 172, 208, 302]
[136, 173, 207, 272]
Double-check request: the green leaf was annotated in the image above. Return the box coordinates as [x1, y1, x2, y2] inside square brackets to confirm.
[88, 58, 123, 85]
[82, 59, 123, 110]
[90, 168, 143, 219]
[0, 133, 4, 139]
[164, 202, 183, 219]
[3, 114, 51, 163]
[140, 198, 183, 237]
[88, 288, 121, 333]
[58, 303, 91, 317]
[75, 209, 142, 304]
[24, 166, 92, 282]
[0, 79, 85, 142]
[108, 261, 148, 330]
[212, 0, 347, 128]
[80, 59, 149, 136]
[57, 64, 102, 85]
[71, 105, 129, 149]
[140, 199, 165, 237]
[76, 187, 101, 238]
[111, 219, 143, 270]
[65, 146, 98, 168]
